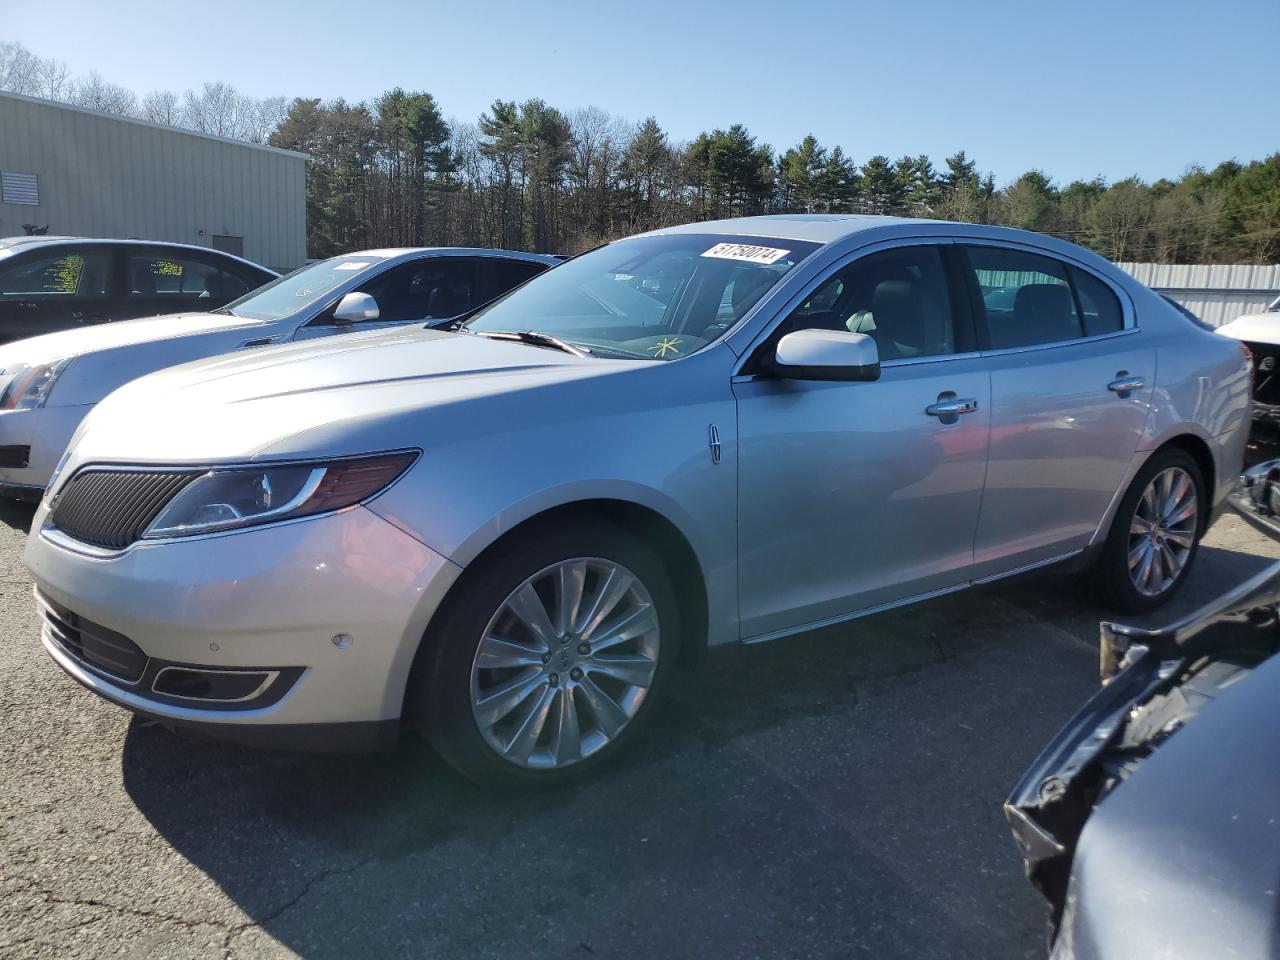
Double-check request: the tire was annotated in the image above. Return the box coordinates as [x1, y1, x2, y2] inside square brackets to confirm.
[1091, 447, 1206, 614]
[411, 519, 681, 787]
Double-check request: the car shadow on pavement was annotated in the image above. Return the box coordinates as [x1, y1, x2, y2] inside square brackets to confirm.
[116, 529, 1278, 960]
[0, 499, 36, 534]
[117, 581, 1106, 959]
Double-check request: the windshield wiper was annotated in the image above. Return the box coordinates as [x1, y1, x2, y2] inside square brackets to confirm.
[473, 330, 591, 357]
[210, 307, 236, 316]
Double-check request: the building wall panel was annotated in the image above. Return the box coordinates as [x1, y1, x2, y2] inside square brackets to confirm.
[1118, 261, 1280, 327]
[0, 92, 306, 271]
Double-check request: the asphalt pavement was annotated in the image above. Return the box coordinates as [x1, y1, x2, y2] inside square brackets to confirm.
[3, 500, 1279, 960]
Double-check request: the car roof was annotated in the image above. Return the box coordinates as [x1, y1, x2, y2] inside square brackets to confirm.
[642, 214, 929, 244]
[345, 247, 561, 265]
[0, 235, 277, 274]
[640, 214, 1122, 278]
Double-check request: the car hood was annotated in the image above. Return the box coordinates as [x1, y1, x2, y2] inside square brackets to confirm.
[0, 312, 269, 367]
[1216, 311, 1280, 344]
[71, 326, 634, 465]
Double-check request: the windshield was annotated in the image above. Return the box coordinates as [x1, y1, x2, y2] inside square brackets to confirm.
[465, 234, 820, 360]
[221, 256, 383, 320]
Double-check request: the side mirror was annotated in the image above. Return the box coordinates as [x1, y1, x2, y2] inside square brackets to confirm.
[332, 291, 380, 325]
[773, 329, 880, 382]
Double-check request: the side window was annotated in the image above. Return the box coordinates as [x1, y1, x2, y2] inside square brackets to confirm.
[0, 249, 111, 298]
[337, 258, 479, 325]
[1070, 267, 1124, 336]
[965, 246, 1083, 348]
[779, 245, 960, 361]
[128, 254, 225, 301]
[477, 258, 549, 305]
[494, 259, 547, 291]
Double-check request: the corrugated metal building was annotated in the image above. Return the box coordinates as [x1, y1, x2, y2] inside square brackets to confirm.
[1117, 262, 1280, 327]
[0, 92, 306, 271]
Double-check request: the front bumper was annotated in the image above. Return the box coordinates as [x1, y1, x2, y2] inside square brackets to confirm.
[0, 404, 91, 495]
[25, 502, 462, 749]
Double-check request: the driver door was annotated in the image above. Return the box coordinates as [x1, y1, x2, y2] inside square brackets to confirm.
[734, 241, 991, 640]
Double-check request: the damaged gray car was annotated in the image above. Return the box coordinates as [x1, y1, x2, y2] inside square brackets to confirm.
[1006, 458, 1280, 959]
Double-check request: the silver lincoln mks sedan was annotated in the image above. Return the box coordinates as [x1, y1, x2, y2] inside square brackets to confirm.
[24, 215, 1251, 785]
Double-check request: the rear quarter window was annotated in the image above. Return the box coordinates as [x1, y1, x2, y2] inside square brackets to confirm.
[1070, 267, 1124, 336]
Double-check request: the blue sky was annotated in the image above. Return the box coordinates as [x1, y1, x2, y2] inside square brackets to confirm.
[6, 0, 1278, 184]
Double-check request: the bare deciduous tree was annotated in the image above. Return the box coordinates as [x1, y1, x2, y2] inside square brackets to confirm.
[140, 89, 181, 125]
[68, 71, 138, 116]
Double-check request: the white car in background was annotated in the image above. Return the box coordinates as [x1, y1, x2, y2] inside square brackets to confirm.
[0, 248, 556, 498]
[1217, 295, 1280, 438]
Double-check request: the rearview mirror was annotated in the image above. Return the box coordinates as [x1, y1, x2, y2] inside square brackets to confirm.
[773, 329, 880, 382]
[333, 291, 380, 324]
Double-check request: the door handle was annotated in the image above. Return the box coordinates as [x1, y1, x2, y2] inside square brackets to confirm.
[926, 398, 979, 417]
[1108, 374, 1145, 394]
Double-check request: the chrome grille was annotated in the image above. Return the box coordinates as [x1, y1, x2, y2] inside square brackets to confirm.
[37, 590, 148, 684]
[49, 469, 199, 550]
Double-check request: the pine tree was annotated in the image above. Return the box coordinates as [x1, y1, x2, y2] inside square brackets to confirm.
[860, 155, 905, 214]
[779, 135, 826, 212]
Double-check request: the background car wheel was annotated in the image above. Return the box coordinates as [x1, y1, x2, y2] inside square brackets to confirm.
[412, 520, 681, 787]
[1092, 448, 1205, 614]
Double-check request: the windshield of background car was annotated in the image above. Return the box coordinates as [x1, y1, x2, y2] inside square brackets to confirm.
[465, 234, 820, 360]
[221, 256, 382, 320]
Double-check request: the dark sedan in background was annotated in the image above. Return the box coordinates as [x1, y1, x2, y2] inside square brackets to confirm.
[1006, 458, 1280, 958]
[0, 236, 277, 343]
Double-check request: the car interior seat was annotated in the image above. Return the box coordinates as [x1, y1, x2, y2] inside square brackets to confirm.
[426, 283, 468, 319]
[1011, 283, 1080, 346]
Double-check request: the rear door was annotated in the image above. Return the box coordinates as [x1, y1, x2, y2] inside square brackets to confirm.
[962, 243, 1154, 577]
[123, 247, 255, 320]
[0, 245, 115, 342]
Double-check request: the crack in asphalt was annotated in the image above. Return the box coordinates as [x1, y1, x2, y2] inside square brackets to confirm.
[6, 860, 379, 959]
[220, 858, 377, 959]
[9, 879, 226, 931]
[0, 913, 110, 952]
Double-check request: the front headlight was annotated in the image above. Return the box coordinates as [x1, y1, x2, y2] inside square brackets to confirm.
[0, 358, 72, 410]
[141, 451, 418, 539]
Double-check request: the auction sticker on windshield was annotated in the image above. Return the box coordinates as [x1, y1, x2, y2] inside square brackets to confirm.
[701, 242, 790, 265]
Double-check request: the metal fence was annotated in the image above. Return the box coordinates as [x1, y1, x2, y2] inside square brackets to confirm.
[1117, 262, 1280, 327]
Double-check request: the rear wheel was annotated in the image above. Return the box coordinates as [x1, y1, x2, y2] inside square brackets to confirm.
[1093, 448, 1205, 613]
[412, 521, 680, 787]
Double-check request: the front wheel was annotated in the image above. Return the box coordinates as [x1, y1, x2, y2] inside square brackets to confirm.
[1092, 448, 1205, 614]
[412, 521, 680, 787]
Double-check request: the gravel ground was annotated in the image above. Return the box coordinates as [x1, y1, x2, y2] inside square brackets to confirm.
[2, 499, 1278, 960]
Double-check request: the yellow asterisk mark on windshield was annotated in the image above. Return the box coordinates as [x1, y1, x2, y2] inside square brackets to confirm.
[651, 337, 682, 358]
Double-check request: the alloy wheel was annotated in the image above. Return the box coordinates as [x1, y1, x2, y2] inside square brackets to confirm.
[1128, 466, 1199, 597]
[469, 558, 661, 770]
